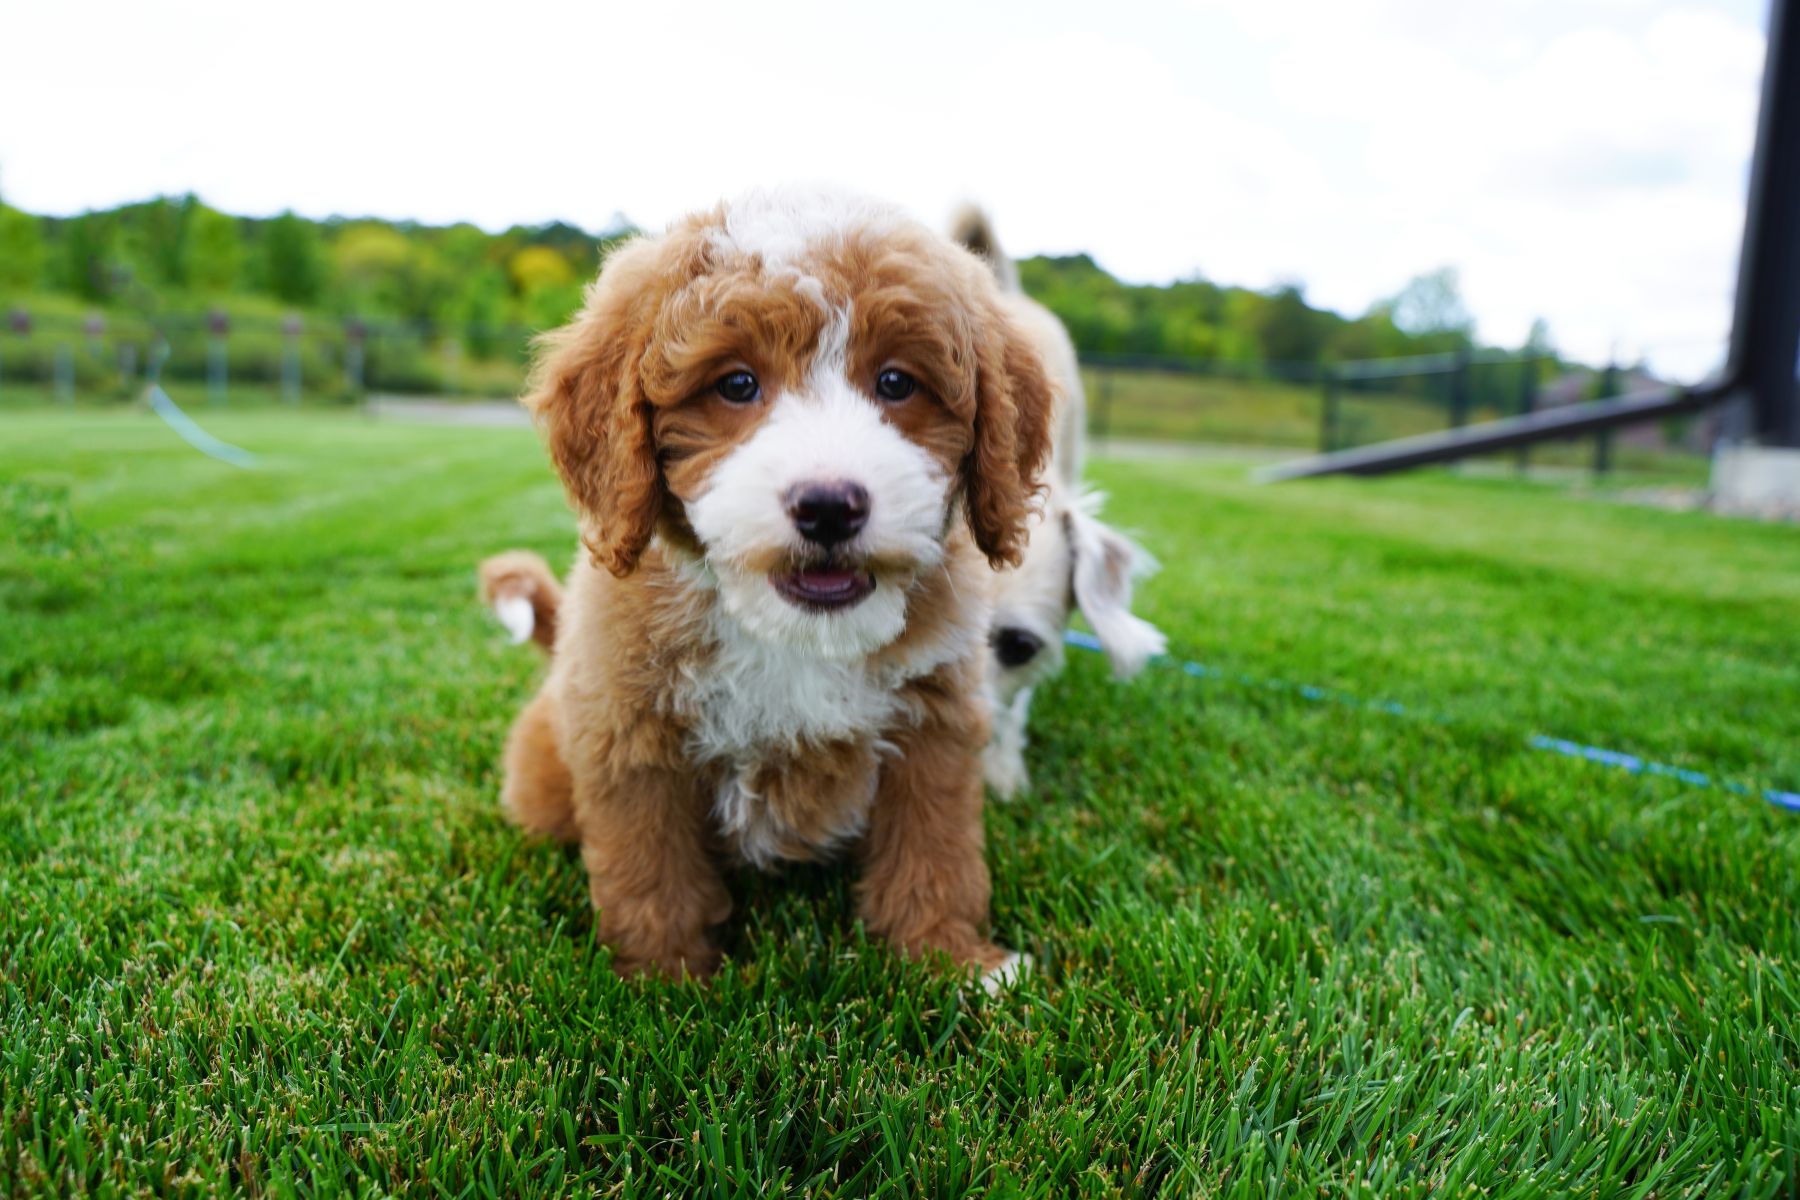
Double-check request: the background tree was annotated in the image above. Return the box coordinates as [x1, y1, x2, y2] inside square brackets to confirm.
[186, 204, 242, 293]
[332, 223, 415, 316]
[7, 195, 1579, 379]
[134, 195, 198, 289]
[508, 245, 581, 330]
[1253, 283, 1333, 364]
[57, 213, 117, 301]
[0, 206, 46, 292]
[261, 211, 325, 305]
[454, 265, 512, 358]
[1389, 267, 1475, 347]
[1523, 317, 1555, 359]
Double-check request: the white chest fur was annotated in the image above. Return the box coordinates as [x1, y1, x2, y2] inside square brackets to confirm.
[678, 616, 907, 761]
[674, 606, 972, 867]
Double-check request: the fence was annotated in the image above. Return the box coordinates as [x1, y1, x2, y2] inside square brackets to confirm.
[1318, 351, 1716, 475]
[1, 305, 1714, 476]
[0, 309, 537, 407]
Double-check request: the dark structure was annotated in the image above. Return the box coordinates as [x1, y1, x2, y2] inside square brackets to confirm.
[1260, 0, 1799, 482]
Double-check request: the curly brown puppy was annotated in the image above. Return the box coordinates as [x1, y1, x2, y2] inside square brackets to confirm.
[480, 189, 1052, 987]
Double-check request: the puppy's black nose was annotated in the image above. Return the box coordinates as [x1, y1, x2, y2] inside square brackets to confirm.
[993, 627, 1045, 667]
[786, 481, 870, 546]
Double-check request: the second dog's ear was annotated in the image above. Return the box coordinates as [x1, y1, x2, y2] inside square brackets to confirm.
[523, 237, 674, 577]
[1066, 504, 1166, 678]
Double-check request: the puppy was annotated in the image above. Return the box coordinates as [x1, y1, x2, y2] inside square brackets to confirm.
[949, 207, 1166, 799]
[479, 189, 1051, 986]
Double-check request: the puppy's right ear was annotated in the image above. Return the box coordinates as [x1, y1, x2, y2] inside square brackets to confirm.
[1066, 501, 1166, 679]
[523, 238, 668, 577]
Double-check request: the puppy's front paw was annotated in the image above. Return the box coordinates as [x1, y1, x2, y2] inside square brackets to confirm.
[610, 938, 721, 982]
[892, 921, 1026, 985]
[980, 951, 1034, 996]
[981, 741, 1029, 800]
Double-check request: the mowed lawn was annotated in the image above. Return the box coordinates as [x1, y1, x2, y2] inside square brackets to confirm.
[4, 409, 1798, 1198]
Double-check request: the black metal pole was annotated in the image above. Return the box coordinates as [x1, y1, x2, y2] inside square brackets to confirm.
[1594, 363, 1618, 476]
[1728, 0, 1800, 446]
[1515, 356, 1538, 474]
[1449, 349, 1472, 429]
[1254, 382, 1724, 482]
[1320, 366, 1339, 452]
[1093, 367, 1114, 443]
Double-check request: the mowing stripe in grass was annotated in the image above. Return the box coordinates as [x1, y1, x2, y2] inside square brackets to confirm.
[1065, 628, 1800, 812]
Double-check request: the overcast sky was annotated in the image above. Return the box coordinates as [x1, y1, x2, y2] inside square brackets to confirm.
[0, 0, 1770, 378]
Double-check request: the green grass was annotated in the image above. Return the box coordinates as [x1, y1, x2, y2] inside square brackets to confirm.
[4, 409, 1798, 1198]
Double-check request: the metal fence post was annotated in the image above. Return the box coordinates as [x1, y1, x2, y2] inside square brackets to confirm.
[118, 342, 137, 398]
[345, 319, 366, 402]
[54, 343, 74, 404]
[1594, 362, 1618, 476]
[83, 313, 106, 367]
[443, 336, 461, 397]
[3, 308, 32, 404]
[281, 314, 303, 404]
[1320, 365, 1340, 452]
[207, 309, 230, 404]
[1449, 349, 1472, 428]
[1093, 367, 1114, 443]
[1514, 356, 1538, 474]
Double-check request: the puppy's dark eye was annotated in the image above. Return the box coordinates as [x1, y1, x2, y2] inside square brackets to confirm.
[715, 370, 761, 404]
[874, 368, 916, 402]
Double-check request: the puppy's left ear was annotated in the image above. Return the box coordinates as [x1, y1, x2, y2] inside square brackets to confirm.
[1067, 502, 1166, 678]
[965, 303, 1055, 569]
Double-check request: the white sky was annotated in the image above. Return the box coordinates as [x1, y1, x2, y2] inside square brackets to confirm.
[0, 0, 1771, 378]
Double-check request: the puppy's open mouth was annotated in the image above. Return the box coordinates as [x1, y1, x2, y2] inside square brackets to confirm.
[772, 565, 876, 612]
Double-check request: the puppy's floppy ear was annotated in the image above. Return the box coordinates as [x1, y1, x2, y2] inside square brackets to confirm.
[965, 301, 1055, 569]
[523, 237, 667, 577]
[1066, 498, 1166, 678]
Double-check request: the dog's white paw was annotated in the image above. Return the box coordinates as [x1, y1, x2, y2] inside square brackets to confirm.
[981, 951, 1033, 996]
[493, 594, 536, 645]
[982, 743, 1029, 801]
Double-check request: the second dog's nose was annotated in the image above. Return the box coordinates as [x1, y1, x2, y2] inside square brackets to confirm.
[786, 481, 870, 546]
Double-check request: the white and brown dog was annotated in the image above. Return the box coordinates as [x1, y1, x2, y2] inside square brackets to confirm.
[949, 208, 1166, 799]
[479, 189, 1051, 986]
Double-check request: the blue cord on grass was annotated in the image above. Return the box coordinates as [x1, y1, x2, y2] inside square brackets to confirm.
[143, 339, 258, 469]
[1064, 629, 1800, 813]
[147, 383, 257, 469]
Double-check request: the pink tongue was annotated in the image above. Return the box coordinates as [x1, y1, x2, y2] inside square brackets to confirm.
[799, 568, 859, 591]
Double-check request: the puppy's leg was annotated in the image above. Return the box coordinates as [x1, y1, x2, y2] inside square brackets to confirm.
[858, 693, 1014, 978]
[575, 761, 730, 980]
[500, 688, 577, 841]
[981, 685, 1035, 800]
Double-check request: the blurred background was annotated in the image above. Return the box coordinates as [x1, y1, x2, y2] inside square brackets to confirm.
[0, 0, 1772, 479]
